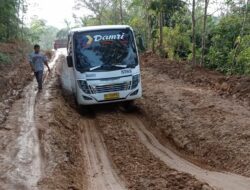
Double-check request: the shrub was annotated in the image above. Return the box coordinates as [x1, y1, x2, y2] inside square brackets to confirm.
[0, 52, 10, 64]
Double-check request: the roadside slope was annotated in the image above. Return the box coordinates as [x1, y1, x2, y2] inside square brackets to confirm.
[139, 53, 250, 177]
[0, 42, 33, 125]
[126, 114, 250, 190]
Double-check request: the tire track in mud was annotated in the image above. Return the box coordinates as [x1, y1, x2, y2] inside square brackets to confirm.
[57, 52, 127, 189]
[58, 52, 205, 190]
[0, 53, 59, 190]
[125, 114, 250, 190]
[0, 80, 42, 190]
[95, 111, 209, 190]
[79, 118, 127, 190]
[32, 52, 89, 190]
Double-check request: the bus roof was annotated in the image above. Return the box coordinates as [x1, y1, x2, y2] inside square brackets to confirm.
[69, 25, 132, 34]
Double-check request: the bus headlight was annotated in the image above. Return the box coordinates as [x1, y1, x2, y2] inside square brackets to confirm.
[77, 80, 91, 94]
[132, 74, 140, 89]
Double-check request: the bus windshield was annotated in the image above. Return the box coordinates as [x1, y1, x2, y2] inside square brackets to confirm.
[73, 28, 138, 72]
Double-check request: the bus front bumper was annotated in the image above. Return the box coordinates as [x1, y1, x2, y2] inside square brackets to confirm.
[76, 88, 142, 105]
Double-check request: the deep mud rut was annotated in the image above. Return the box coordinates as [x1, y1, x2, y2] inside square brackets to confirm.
[125, 114, 250, 190]
[0, 53, 58, 190]
[79, 118, 126, 190]
[1, 52, 250, 190]
[0, 80, 42, 190]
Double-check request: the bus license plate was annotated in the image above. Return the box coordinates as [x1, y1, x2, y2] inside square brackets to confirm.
[104, 93, 120, 100]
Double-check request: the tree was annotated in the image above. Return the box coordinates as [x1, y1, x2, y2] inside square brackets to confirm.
[149, 0, 185, 55]
[71, 0, 250, 75]
[29, 17, 47, 42]
[128, 0, 152, 49]
[0, 0, 24, 41]
[232, 0, 249, 65]
[28, 17, 59, 49]
[192, 0, 196, 65]
[207, 2, 250, 74]
[40, 26, 59, 49]
[64, 19, 72, 30]
[56, 28, 70, 40]
[119, 0, 124, 24]
[75, 0, 111, 24]
[201, 0, 210, 66]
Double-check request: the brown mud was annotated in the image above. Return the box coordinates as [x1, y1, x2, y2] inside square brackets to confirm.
[1, 52, 250, 190]
[139, 53, 250, 177]
[0, 42, 33, 125]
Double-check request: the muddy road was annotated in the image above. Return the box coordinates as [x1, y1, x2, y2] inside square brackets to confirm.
[1, 52, 250, 190]
[0, 80, 42, 190]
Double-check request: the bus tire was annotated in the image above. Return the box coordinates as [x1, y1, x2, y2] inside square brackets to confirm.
[122, 100, 135, 112]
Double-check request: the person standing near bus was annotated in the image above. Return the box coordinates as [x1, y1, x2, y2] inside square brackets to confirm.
[29, 44, 51, 91]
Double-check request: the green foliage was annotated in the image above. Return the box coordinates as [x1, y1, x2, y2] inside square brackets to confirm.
[27, 17, 59, 50]
[0, 0, 27, 41]
[56, 28, 69, 40]
[29, 18, 47, 42]
[40, 26, 59, 50]
[0, 1, 58, 50]
[162, 26, 191, 60]
[207, 11, 250, 75]
[0, 0, 18, 41]
[127, 4, 148, 46]
[0, 52, 11, 64]
[234, 35, 250, 74]
[1, 0, 249, 76]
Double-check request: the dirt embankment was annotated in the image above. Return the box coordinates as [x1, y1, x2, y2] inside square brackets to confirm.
[138, 53, 250, 177]
[0, 42, 33, 125]
[141, 53, 250, 104]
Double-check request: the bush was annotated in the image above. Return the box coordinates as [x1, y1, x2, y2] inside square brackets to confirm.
[162, 26, 191, 60]
[0, 52, 10, 64]
[206, 15, 250, 75]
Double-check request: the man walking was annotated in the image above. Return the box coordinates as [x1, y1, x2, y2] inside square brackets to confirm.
[29, 44, 51, 91]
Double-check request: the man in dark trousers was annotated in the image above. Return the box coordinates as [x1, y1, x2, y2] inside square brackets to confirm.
[29, 44, 51, 91]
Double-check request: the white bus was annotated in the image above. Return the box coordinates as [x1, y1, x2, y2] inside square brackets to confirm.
[66, 25, 142, 105]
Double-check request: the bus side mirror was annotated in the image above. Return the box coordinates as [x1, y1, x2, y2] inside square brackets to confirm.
[67, 55, 73, 67]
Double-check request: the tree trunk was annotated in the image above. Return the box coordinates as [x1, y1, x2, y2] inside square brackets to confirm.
[119, 0, 123, 24]
[192, 0, 196, 65]
[159, 11, 163, 51]
[17, 0, 21, 38]
[145, 0, 150, 49]
[152, 39, 155, 53]
[97, 13, 102, 25]
[201, 0, 209, 66]
[113, 0, 118, 24]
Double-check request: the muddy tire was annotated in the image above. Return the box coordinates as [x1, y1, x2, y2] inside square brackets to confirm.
[122, 100, 136, 112]
[74, 98, 95, 116]
[74, 95, 84, 112]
